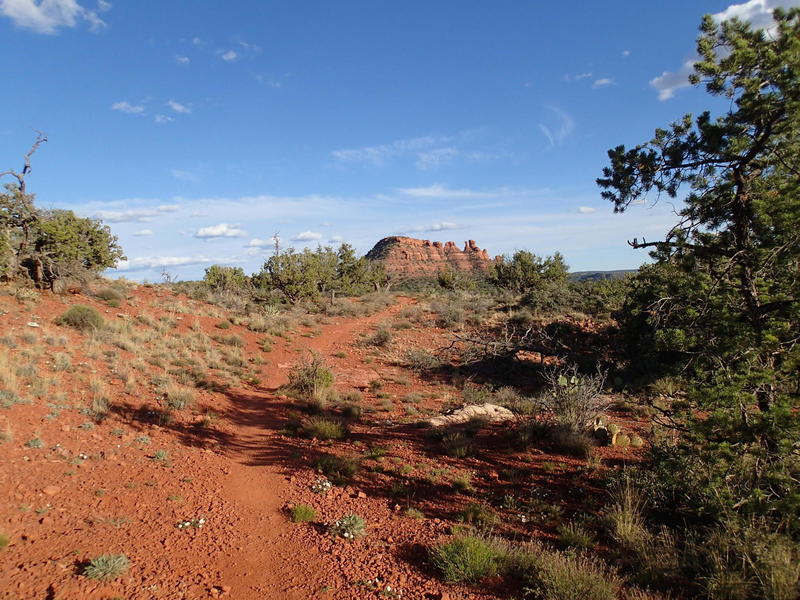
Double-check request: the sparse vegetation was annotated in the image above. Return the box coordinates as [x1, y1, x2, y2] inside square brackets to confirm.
[55, 305, 104, 331]
[82, 554, 130, 580]
[289, 504, 317, 523]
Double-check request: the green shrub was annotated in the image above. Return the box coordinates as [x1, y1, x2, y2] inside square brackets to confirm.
[302, 417, 347, 441]
[284, 353, 334, 401]
[55, 305, 104, 331]
[315, 453, 360, 485]
[82, 554, 130, 580]
[25, 437, 43, 448]
[430, 535, 504, 583]
[403, 348, 443, 371]
[556, 521, 594, 551]
[328, 513, 366, 539]
[363, 326, 393, 347]
[164, 384, 194, 410]
[404, 507, 425, 519]
[289, 504, 316, 523]
[459, 502, 498, 529]
[514, 542, 621, 600]
[95, 287, 124, 303]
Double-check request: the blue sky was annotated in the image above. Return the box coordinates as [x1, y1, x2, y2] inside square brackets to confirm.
[2, 0, 797, 280]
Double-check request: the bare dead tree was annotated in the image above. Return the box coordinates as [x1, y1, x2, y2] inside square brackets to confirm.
[0, 131, 47, 196]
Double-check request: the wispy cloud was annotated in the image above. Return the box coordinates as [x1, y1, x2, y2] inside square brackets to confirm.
[167, 100, 191, 114]
[593, 77, 614, 88]
[170, 169, 199, 183]
[397, 184, 493, 200]
[246, 237, 278, 249]
[331, 131, 500, 170]
[195, 223, 246, 239]
[220, 49, 238, 62]
[154, 114, 173, 124]
[650, 0, 800, 100]
[291, 231, 322, 241]
[0, 0, 108, 34]
[563, 72, 593, 82]
[538, 106, 575, 147]
[400, 221, 461, 234]
[89, 204, 177, 223]
[116, 255, 233, 272]
[578, 206, 597, 214]
[174, 55, 190, 65]
[622, 49, 631, 57]
[133, 229, 153, 237]
[111, 101, 144, 115]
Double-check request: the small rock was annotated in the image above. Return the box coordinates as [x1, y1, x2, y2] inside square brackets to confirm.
[42, 486, 59, 496]
[357, 491, 367, 499]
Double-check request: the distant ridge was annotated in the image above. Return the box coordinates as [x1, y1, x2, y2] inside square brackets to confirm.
[569, 269, 637, 282]
[365, 236, 493, 278]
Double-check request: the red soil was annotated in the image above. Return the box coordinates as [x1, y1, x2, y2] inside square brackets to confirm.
[0, 286, 644, 599]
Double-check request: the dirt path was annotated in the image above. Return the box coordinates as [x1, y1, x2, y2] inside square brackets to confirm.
[212, 298, 412, 598]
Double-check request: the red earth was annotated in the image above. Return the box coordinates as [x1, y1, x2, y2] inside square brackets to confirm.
[0, 285, 645, 599]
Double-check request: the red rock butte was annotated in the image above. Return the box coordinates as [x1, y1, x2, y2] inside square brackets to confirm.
[365, 236, 493, 278]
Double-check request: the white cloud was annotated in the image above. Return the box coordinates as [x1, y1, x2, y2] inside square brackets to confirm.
[191, 36, 202, 45]
[402, 221, 461, 234]
[167, 100, 191, 114]
[622, 49, 631, 57]
[650, 59, 695, 101]
[221, 49, 238, 62]
[650, 0, 800, 100]
[111, 101, 144, 114]
[154, 114, 173, 124]
[563, 72, 593, 82]
[115, 255, 226, 272]
[291, 231, 323, 241]
[195, 223, 246, 239]
[328, 235, 344, 243]
[331, 132, 498, 170]
[238, 40, 261, 52]
[578, 206, 597, 214]
[397, 184, 492, 200]
[133, 229, 153, 236]
[246, 237, 278, 249]
[174, 55, 190, 65]
[90, 204, 177, 223]
[0, 0, 107, 34]
[170, 169, 198, 182]
[593, 77, 614, 88]
[538, 106, 575, 147]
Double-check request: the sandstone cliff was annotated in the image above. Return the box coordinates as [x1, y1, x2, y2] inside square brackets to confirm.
[365, 236, 492, 278]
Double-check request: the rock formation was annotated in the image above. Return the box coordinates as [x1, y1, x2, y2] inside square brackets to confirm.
[365, 236, 492, 278]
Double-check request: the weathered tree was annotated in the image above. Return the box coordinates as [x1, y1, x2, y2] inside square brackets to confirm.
[598, 8, 799, 531]
[1, 134, 125, 287]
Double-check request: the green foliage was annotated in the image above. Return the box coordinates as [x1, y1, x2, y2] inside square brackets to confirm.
[301, 417, 347, 441]
[255, 243, 387, 302]
[556, 521, 594, 551]
[430, 535, 504, 583]
[34, 210, 124, 281]
[437, 265, 476, 291]
[328, 513, 366, 539]
[598, 8, 800, 538]
[203, 265, 250, 291]
[283, 353, 334, 401]
[82, 554, 130, 580]
[489, 251, 569, 311]
[513, 542, 621, 600]
[0, 533, 9, 549]
[55, 305, 104, 331]
[315, 453, 360, 485]
[289, 504, 316, 523]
